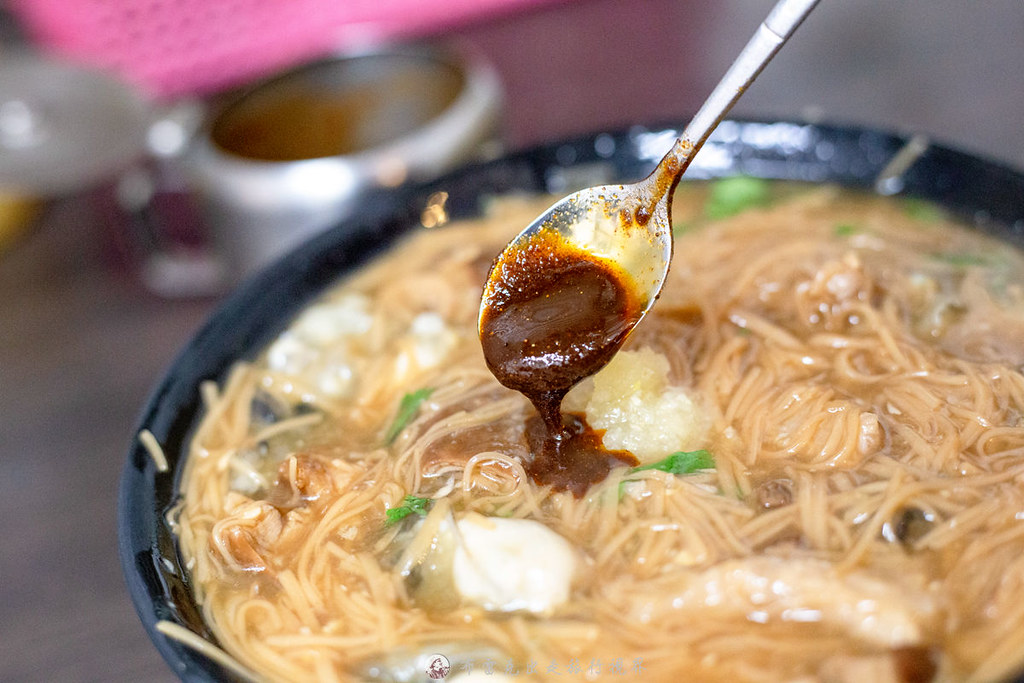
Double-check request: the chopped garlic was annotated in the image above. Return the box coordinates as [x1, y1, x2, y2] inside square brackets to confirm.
[315, 362, 355, 398]
[264, 294, 372, 398]
[410, 312, 457, 369]
[453, 513, 577, 615]
[290, 294, 373, 345]
[266, 333, 316, 375]
[565, 348, 707, 463]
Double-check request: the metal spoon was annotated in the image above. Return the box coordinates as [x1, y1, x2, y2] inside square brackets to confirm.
[480, 0, 819, 336]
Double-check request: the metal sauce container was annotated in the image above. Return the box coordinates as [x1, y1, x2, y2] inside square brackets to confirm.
[185, 45, 503, 280]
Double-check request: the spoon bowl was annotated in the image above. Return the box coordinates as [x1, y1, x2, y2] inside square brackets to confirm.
[479, 176, 675, 324]
[480, 0, 819, 357]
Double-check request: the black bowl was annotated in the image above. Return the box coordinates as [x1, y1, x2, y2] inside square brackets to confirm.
[119, 119, 1024, 681]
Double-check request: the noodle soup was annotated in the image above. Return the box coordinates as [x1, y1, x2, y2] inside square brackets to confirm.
[174, 180, 1024, 682]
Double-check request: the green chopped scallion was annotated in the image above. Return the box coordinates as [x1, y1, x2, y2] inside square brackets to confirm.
[705, 177, 770, 219]
[384, 495, 432, 526]
[618, 450, 715, 499]
[630, 450, 715, 475]
[931, 252, 989, 268]
[385, 388, 435, 444]
[903, 198, 945, 223]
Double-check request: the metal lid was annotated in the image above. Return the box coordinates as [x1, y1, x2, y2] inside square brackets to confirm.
[0, 55, 151, 195]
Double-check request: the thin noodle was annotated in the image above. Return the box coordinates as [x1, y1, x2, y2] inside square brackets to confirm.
[173, 187, 1024, 682]
[155, 620, 262, 682]
[138, 429, 168, 472]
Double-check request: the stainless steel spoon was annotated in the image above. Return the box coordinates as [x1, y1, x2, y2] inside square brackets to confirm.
[480, 0, 819, 334]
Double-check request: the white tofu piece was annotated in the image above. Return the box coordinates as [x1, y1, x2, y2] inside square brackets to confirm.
[264, 294, 371, 398]
[453, 513, 577, 615]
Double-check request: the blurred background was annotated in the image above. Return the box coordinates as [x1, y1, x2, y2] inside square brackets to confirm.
[1, 0, 1022, 680]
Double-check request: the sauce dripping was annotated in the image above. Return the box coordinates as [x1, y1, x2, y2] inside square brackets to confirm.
[480, 230, 642, 495]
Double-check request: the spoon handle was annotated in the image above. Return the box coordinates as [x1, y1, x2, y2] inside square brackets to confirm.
[667, 0, 819, 178]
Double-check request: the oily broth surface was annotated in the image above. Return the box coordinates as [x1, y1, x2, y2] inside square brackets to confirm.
[177, 182, 1024, 682]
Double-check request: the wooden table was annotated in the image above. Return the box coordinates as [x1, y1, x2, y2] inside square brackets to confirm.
[0, 196, 209, 682]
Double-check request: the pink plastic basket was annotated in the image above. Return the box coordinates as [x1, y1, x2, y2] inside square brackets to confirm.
[9, 0, 554, 99]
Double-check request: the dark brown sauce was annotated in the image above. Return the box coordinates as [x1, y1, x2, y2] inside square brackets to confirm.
[524, 412, 637, 497]
[480, 230, 642, 495]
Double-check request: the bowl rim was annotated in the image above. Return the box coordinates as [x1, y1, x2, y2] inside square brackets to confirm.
[118, 117, 1024, 682]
